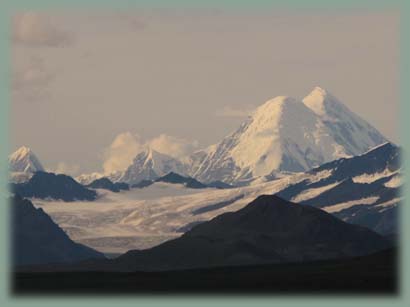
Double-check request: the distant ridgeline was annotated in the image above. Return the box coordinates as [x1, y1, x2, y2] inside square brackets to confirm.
[11, 171, 97, 202]
[86, 177, 129, 193]
[131, 172, 235, 190]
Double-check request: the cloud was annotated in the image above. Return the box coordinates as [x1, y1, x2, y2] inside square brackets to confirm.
[102, 132, 199, 174]
[215, 105, 256, 118]
[102, 132, 144, 174]
[55, 162, 81, 176]
[148, 134, 199, 159]
[13, 12, 70, 47]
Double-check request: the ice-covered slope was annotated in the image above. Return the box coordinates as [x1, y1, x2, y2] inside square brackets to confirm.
[303, 87, 386, 155]
[191, 88, 387, 184]
[9, 146, 45, 183]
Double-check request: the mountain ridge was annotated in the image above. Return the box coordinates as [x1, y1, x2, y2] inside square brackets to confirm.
[67, 87, 388, 186]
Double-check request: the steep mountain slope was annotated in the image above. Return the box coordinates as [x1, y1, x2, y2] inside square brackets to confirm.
[276, 142, 401, 235]
[303, 87, 386, 155]
[107, 195, 389, 271]
[9, 146, 45, 183]
[12, 196, 105, 266]
[189, 87, 387, 184]
[12, 171, 97, 201]
[115, 148, 187, 185]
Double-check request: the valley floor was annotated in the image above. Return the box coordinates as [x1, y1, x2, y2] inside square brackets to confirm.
[14, 248, 397, 295]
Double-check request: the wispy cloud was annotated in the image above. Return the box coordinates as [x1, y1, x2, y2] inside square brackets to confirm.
[102, 132, 144, 174]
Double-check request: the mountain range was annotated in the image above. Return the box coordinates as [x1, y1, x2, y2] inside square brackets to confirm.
[72, 86, 387, 185]
[107, 142, 400, 246]
[9, 86, 399, 293]
[12, 171, 97, 202]
[10, 87, 387, 187]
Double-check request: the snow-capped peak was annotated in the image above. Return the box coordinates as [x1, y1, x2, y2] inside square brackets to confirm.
[9, 146, 32, 162]
[114, 146, 188, 184]
[250, 96, 299, 122]
[189, 88, 388, 184]
[302, 86, 341, 117]
[9, 146, 44, 173]
[302, 86, 387, 154]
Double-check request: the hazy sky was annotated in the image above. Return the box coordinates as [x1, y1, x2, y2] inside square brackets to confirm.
[11, 9, 399, 175]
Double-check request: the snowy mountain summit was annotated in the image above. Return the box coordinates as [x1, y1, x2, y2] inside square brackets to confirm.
[9, 146, 45, 183]
[115, 147, 187, 185]
[9, 146, 44, 173]
[190, 87, 387, 184]
[303, 87, 386, 154]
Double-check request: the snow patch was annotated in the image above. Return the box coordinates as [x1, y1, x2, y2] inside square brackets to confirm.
[375, 197, 401, 209]
[384, 175, 402, 188]
[291, 181, 340, 203]
[307, 169, 333, 183]
[352, 169, 395, 184]
[322, 196, 380, 213]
